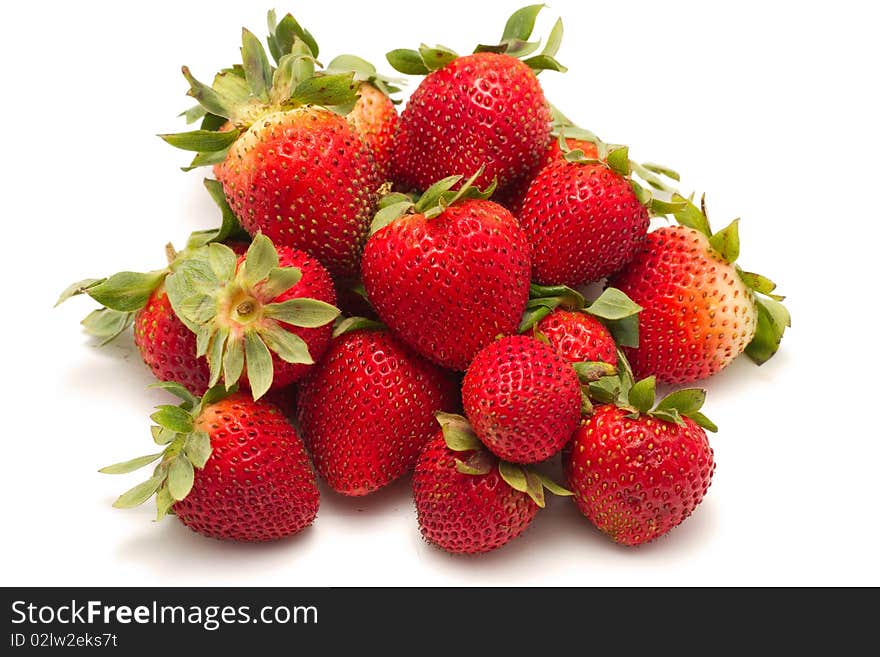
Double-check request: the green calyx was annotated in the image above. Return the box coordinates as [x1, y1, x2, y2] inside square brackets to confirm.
[387, 5, 565, 75]
[164, 234, 339, 400]
[435, 412, 572, 508]
[324, 54, 404, 102]
[369, 167, 497, 234]
[585, 352, 718, 433]
[100, 382, 233, 520]
[332, 316, 386, 338]
[162, 11, 364, 170]
[672, 194, 791, 365]
[520, 284, 643, 348]
[56, 180, 249, 345]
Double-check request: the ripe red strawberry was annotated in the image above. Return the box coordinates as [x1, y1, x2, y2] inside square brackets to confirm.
[518, 284, 642, 368]
[462, 336, 581, 463]
[134, 286, 210, 394]
[565, 375, 717, 546]
[217, 109, 381, 279]
[609, 196, 790, 383]
[413, 429, 536, 555]
[494, 136, 600, 217]
[347, 82, 398, 179]
[535, 310, 618, 367]
[165, 235, 339, 399]
[102, 384, 319, 542]
[413, 413, 573, 554]
[361, 176, 531, 370]
[162, 16, 383, 279]
[519, 147, 651, 286]
[386, 6, 565, 196]
[297, 324, 457, 496]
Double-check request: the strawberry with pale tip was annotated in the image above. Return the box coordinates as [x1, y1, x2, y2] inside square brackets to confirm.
[609, 195, 790, 383]
[101, 382, 319, 542]
[162, 11, 384, 279]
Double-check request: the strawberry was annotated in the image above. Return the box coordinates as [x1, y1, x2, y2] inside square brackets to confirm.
[519, 137, 664, 287]
[565, 373, 717, 546]
[462, 336, 581, 464]
[322, 54, 402, 179]
[361, 173, 531, 370]
[413, 413, 570, 554]
[609, 195, 790, 383]
[102, 383, 319, 542]
[164, 234, 339, 399]
[494, 136, 599, 217]
[56, 186, 250, 394]
[346, 82, 398, 179]
[519, 284, 644, 366]
[134, 286, 210, 394]
[536, 311, 617, 367]
[162, 13, 385, 279]
[386, 6, 565, 196]
[296, 321, 457, 496]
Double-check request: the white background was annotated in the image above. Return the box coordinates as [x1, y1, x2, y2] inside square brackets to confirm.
[2, 0, 878, 586]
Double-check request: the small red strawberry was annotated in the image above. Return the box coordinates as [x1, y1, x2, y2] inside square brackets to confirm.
[386, 6, 565, 196]
[565, 373, 717, 546]
[347, 82, 398, 179]
[101, 383, 319, 542]
[536, 311, 617, 367]
[134, 286, 210, 394]
[609, 195, 790, 383]
[164, 234, 339, 399]
[519, 137, 664, 287]
[362, 173, 531, 370]
[56, 189, 250, 395]
[413, 413, 570, 554]
[162, 15, 384, 279]
[494, 136, 600, 216]
[519, 284, 643, 366]
[297, 321, 457, 496]
[462, 336, 581, 464]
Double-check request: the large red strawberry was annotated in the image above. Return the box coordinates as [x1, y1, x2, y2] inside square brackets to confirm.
[102, 384, 319, 542]
[296, 322, 457, 496]
[609, 196, 790, 383]
[565, 373, 717, 546]
[519, 284, 644, 366]
[162, 14, 383, 279]
[165, 234, 339, 399]
[361, 174, 531, 370]
[386, 6, 565, 196]
[462, 336, 581, 463]
[56, 191, 250, 395]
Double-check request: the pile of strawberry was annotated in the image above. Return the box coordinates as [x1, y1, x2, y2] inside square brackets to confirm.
[58, 7, 789, 553]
